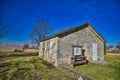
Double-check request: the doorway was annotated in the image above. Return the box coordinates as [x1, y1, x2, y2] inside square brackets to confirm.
[92, 43, 98, 60]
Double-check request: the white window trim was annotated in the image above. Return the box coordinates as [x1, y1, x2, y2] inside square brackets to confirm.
[44, 42, 46, 52]
[49, 39, 53, 54]
[40, 43, 43, 52]
[73, 47, 82, 56]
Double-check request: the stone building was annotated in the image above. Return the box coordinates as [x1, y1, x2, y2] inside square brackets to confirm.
[39, 22, 106, 66]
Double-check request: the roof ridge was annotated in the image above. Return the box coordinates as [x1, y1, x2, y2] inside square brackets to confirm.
[40, 22, 106, 42]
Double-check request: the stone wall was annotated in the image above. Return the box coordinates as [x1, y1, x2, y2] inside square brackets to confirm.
[57, 26, 104, 65]
[39, 37, 59, 66]
[39, 25, 105, 66]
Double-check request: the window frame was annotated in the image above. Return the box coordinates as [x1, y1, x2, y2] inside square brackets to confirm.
[44, 42, 47, 53]
[49, 39, 53, 54]
[72, 46, 82, 56]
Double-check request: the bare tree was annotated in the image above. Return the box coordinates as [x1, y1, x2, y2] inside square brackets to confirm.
[0, 19, 8, 39]
[29, 18, 53, 46]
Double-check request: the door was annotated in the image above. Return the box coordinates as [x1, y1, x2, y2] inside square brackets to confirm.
[73, 47, 82, 56]
[92, 43, 97, 60]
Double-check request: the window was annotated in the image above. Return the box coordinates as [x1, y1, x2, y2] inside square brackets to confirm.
[76, 48, 79, 53]
[73, 46, 82, 56]
[42, 43, 44, 52]
[40, 43, 43, 52]
[49, 39, 53, 54]
[44, 42, 46, 52]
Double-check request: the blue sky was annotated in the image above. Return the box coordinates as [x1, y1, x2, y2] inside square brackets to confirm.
[0, 0, 120, 45]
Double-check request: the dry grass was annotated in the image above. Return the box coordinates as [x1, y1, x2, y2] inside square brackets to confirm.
[106, 53, 120, 55]
[24, 49, 38, 53]
[0, 52, 77, 80]
[0, 45, 38, 53]
[0, 45, 22, 52]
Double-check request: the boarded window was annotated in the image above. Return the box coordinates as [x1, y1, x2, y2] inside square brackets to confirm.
[49, 40, 53, 54]
[73, 47, 82, 56]
[42, 43, 44, 52]
[40, 43, 43, 52]
[44, 42, 46, 52]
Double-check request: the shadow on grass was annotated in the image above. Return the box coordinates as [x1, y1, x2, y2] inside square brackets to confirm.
[0, 58, 55, 70]
[41, 61, 55, 69]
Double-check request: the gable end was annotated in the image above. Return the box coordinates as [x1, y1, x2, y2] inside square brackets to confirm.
[88, 24, 106, 43]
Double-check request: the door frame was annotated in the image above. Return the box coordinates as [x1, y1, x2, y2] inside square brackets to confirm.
[92, 43, 98, 61]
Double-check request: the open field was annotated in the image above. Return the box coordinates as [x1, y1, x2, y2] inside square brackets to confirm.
[23, 49, 38, 53]
[73, 55, 120, 80]
[0, 45, 22, 52]
[0, 52, 120, 80]
[0, 45, 38, 52]
[0, 52, 76, 80]
[106, 53, 120, 55]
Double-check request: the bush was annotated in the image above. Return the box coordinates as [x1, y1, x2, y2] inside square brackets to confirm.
[14, 49, 24, 52]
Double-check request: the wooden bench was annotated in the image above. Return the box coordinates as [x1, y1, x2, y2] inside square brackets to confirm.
[71, 56, 88, 67]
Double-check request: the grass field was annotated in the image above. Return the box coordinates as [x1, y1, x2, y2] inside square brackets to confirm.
[0, 52, 77, 80]
[0, 52, 120, 80]
[73, 55, 120, 80]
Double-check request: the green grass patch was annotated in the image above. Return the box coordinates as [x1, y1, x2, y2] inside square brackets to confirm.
[0, 52, 38, 57]
[73, 55, 120, 80]
[0, 52, 77, 80]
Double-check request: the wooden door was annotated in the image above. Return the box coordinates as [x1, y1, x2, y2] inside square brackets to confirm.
[92, 43, 97, 60]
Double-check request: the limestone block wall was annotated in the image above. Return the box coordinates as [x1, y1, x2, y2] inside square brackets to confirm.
[39, 25, 105, 66]
[87, 26, 104, 60]
[39, 37, 58, 66]
[57, 26, 104, 65]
